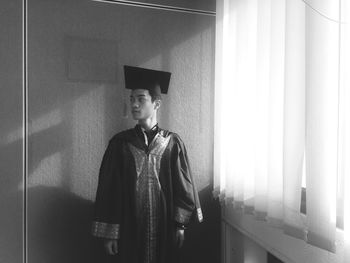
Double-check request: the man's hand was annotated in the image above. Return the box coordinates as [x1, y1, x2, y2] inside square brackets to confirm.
[175, 228, 185, 248]
[104, 239, 118, 255]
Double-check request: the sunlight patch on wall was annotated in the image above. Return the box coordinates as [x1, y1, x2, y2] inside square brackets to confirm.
[29, 109, 62, 136]
[20, 152, 62, 190]
[3, 109, 62, 145]
[71, 86, 106, 201]
[138, 53, 163, 70]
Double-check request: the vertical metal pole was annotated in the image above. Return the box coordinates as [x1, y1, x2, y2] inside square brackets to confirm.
[22, 0, 28, 262]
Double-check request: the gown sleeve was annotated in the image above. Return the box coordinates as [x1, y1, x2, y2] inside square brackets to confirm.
[91, 139, 123, 239]
[172, 135, 203, 226]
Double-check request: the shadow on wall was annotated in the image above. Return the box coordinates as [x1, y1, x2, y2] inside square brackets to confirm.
[0, 141, 23, 263]
[24, 184, 220, 263]
[27, 186, 109, 263]
[180, 185, 221, 263]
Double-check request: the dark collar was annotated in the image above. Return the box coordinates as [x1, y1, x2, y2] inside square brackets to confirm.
[135, 123, 158, 134]
[134, 124, 159, 147]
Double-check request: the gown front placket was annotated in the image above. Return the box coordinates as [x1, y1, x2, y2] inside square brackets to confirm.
[128, 133, 170, 263]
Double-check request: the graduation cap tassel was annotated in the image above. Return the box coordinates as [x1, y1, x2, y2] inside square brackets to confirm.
[122, 89, 128, 119]
[123, 100, 128, 119]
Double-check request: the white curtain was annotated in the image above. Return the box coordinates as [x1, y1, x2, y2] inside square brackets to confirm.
[214, 0, 350, 257]
[340, 1, 350, 261]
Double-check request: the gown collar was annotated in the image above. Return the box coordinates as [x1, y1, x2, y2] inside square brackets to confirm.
[133, 124, 161, 150]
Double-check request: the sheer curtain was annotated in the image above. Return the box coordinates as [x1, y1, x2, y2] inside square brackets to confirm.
[214, 0, 350, 257]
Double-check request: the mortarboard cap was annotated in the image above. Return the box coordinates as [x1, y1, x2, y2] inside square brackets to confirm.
[124, 65, 171, 94]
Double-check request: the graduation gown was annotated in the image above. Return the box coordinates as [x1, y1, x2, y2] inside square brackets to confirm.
[91, 125, 203, 263]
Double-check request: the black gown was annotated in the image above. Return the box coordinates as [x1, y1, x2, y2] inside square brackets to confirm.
[92, 125, 203, 263]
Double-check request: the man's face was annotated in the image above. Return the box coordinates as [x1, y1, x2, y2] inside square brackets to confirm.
[130, 89, 158, 120]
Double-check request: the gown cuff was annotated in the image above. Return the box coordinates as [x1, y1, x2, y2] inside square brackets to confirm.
[174, 206, 193, 224]
[91, 221, 120, 239]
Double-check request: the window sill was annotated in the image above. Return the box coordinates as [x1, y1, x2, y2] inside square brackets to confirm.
[222, 202, 345, 263]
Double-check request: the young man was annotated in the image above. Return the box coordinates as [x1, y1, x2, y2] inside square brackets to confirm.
[92, 65, 203, 263]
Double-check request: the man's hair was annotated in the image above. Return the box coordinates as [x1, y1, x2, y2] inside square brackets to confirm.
[148, 84, 162, 102]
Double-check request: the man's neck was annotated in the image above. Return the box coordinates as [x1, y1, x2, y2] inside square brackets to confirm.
[138, 116, 157, 131]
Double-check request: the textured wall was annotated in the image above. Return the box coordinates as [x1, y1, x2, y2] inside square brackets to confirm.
[0, 1, 24, 263]
[27, 0, 218, 262]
